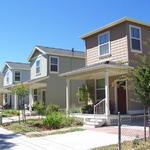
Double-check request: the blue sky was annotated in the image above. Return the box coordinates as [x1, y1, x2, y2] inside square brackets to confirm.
[0, 0, 149, 70]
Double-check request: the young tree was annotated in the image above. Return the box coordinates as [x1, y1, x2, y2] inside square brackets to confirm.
[12, 84, 29, 123]
[132, 63, 150, 141]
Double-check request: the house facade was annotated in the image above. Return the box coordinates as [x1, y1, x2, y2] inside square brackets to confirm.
[61, 17, 150, 116]
[28, 46, 85, 110]
[2, 62, 30, 109]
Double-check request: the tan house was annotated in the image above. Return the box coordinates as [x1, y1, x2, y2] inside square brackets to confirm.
[61, 17, 150, 120]
[28, 46, 85, 110]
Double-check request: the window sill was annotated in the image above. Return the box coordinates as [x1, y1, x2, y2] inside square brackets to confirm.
[131, 49, 142, 54]
[50, 71, 59, 74]
[99, 53, 111, 59]
[36, 73, 41, 76]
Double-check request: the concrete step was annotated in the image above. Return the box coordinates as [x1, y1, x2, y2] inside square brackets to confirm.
[84, 120, 105, 128]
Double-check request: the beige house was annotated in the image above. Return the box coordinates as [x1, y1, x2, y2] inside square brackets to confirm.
[61, 17, 150, 119]
[28, 46, 85, 110]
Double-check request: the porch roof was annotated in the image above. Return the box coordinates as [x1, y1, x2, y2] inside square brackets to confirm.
[60, 63, 133, 80]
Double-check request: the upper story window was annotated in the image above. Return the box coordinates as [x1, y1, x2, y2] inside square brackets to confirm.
[6, 72, 9, 84]
[15, 71, 21, 82]
[98, 31, 110, 57]
[49, 56, 59, 73]
[36, 59, 41, 75]
[129, 25, 142, 52]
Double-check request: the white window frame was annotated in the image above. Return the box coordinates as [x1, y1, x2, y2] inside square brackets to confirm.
[49, 56, 59, 73]
[95, 79, 105, 102]
[129, 25, 142, 53]
[14, 71, 21, 82]
[33, 89, 38, 101]
[98, 31, 111, 57]
[35, 59, 41, 75]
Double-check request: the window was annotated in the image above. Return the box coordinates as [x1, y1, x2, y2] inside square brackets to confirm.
[130, 25, 142, 52]
[98, 31, 110, 56]
[6, 72, 9, 84]
[33, 89, 38, 101]
[50, 56, 59, 73]
[36, 59, 41, 75]
[96, 79, 105, 101]
[15, 71, 20, 81]
[5, 94, 8, 103]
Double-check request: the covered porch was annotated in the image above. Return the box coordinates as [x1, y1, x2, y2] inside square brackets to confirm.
[61, 63, 133, 120]
[28, 76, 48, 111]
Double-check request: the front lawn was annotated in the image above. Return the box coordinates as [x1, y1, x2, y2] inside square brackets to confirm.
[2, 113, 84, 137]
[93, 139, 150, 150]
[1, 109, 19, 117]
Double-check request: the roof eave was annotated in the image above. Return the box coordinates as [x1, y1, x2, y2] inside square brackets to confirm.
[81, 17, 150, 39]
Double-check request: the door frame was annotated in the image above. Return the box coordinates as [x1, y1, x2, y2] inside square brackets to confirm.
[41, 89, 46, 104]
[114, 80, 128, 114]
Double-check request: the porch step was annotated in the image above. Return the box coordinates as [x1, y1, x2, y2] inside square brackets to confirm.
[84, 119, 105, 128]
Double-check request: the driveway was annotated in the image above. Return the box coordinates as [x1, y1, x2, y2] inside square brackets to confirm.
[0, 127, 118, 150]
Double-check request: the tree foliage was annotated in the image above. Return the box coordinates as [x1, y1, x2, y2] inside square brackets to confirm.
[132, 64, 150, 106]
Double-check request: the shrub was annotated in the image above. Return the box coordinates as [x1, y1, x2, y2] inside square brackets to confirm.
[46, 104, 60, 115]
[2, 109, 19, 117]
[43, 112, 83, 129]
[33, 102, 45, 115]
[69, 107, 81, 113]
[43, 112, 64, 129]
[81, 105, 93, 114]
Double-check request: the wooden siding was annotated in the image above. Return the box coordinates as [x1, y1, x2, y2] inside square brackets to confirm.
[85, 23, 129, 66]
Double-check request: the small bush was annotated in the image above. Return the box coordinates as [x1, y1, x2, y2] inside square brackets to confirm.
[81, 105, 93, 114]
[43, 112, 64, 129]
[69, 107, 81, 113]
[43, 112, 83, 129]
[46, 104, 60, 115]
[2, 109, 19, 117]
[33, 102, 45, 115]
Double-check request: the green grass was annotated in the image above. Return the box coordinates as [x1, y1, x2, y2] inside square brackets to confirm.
[2, 118, 84, 137]
[2, 109, 19, 117]
[93, 139, 150, 150]
[2, 119, 45, 133]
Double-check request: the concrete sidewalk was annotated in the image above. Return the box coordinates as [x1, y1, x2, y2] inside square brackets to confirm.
[0, 127, 118, 150]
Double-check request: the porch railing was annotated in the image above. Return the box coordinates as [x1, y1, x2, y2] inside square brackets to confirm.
[94, 98, 105, 116]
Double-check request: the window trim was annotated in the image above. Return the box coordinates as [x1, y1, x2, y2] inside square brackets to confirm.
[49, 56, 59, 74]
[95, 79, 105, 102]
[98, 31, 111, 57]
[35, 59, 41, 76]
[129, 25, 142, 53]
[14, 71, 21, 82]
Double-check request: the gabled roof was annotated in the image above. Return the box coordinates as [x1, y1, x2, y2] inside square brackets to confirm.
[81, 17, 150, 39]
[2, 62, 30, 73]
[28, 45, 85, 61]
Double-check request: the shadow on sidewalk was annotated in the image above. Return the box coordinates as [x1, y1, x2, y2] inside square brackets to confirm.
[0, 133, 20, 149]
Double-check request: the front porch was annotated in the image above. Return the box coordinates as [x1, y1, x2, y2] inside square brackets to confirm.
[60, 63, 133, 123]
[28, 76, 48, 111]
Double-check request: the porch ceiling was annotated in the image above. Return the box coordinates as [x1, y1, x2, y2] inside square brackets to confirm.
[60, 64, 133, 80]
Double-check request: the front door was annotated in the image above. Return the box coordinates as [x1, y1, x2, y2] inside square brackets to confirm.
[117, 81, 126, 114]
[42, 90, 46, 105]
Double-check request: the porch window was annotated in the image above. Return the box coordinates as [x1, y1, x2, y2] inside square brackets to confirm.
[96, 79, 105, 101]
[15, 71, 21, 81]
[33, 89, 38, 101]
[49, 56, 59, 73]
[98, 31, 110, 57]
[36, 59, 41, 75]
[5, 94, 8, 103]
[129, 25, 142, 52]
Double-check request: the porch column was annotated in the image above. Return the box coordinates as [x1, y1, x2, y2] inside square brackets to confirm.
[105, 71, 110, 118]
[29, 87, 33, 115]
[14, 93, 17, 109]
[66, 79, 70, 114]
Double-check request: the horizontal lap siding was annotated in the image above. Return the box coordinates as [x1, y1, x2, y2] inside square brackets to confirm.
[85, 23, 128, 66]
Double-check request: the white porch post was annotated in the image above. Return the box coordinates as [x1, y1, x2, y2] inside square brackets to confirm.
[14, 93, 17, 109]
[66, 79, 70, 114]
[105, 71, 110, 118]
[29, 87, 33, 115]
